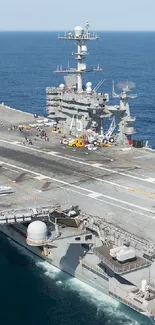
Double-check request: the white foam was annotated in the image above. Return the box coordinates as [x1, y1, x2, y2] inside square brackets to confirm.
[56, 280, 62, 285]
[65, 278, 140, 324]
[36, 260, 60, 279]
[7, 239, 141, 325]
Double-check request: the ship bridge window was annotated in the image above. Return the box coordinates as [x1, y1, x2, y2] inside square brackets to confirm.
[75, 237, 81, 241]
[85, 234, 92, 241]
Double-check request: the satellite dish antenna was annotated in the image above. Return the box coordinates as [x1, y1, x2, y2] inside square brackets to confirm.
[117, 81, 136, 92]
[113, 80, 137, 99]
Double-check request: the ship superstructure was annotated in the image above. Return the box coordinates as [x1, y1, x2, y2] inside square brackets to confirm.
[46, 22, 108, 135]
[46, 23, 137, 146]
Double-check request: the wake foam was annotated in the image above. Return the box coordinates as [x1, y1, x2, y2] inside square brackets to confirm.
[36, 260, 61, 279]
[65, 278, 140, 325]
[38, 261, 141, 325]
[8, 238, 144, 325]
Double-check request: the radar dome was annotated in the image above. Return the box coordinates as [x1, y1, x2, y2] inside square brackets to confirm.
[86, 82, 92, 94]
[74, 26, 83, 37]
[86, 82, 92, 87]
[27, 221, 48, 246]
[59, 84, 65, 90]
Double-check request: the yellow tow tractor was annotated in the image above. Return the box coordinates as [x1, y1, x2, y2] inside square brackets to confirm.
[99, 142, 111, 148]
[23, 125, 31, 130]
[18, 124, 31, 130]
[68, 136, 85, 148]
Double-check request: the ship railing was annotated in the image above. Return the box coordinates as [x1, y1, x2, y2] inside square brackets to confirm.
[81, 261, 108, 278]
[109, 290, 144, 313]
[0, 205, 61, 224]
[54, 229, 88, 240]
[147, 280, 155, 291]
[95, 251, 150, 274]
[86, 218, 153, 252]
[58, 34, 98, 41]
[81, 260, 109, 281]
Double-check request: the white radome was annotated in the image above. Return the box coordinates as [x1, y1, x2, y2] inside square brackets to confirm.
[74, 26, 83, 37]
[27, 220, 48, 242]
[86, 82, 92, 87]
[59, 83, 65, 89]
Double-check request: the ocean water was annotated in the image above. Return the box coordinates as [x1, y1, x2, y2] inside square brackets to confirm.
[0, 31, 155, 147]
[0, 32, 155, 325]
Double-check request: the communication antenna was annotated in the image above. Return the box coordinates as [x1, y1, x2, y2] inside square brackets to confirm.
[117, 81, 137, 98]
[55, 22, 101, 93]
[117, 80, 135, 90]
[112, 80, 137, 99]
[93, 79, 105, 92]
[85, 21, 90, 35]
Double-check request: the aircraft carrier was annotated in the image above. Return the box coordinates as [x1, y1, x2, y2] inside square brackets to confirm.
[0, 24, 155, 324]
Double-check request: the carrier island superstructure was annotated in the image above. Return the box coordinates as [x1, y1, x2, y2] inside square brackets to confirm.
[46, 23, 136, 146]
[0, 24, 155, 324]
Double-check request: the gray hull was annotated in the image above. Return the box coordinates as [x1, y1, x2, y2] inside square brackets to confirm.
[1, 224, 155, 325]
[0, 224, 109, 294]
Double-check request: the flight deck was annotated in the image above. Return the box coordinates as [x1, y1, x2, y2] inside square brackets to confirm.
[0, 104, 155, 245]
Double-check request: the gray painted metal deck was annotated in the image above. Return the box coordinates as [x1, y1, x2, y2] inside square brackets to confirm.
[0, 104, 155, 246]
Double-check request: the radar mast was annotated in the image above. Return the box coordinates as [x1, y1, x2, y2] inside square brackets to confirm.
[56, 22, 101, 93]
[112, 81, 137, 144]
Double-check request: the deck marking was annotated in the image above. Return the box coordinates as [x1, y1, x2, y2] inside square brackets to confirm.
[0, 137, 155, 186]
[34, 175, 49, 181]
[47, 151, 60, 155]
[62, 187, 155, 220]
[92, 163, 103, 168]
[1, 160, 155, 218]
[145, 178, 155, 183]
[87, 193, 102, 199]
[129, 188, 155, 198]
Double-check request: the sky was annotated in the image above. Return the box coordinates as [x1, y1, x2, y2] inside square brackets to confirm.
[0, 0, 155, 31]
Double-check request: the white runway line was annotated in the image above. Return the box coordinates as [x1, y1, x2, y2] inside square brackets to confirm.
[1, 160, 155, 219]
[63, 187, 155, 220]
[34, 175, 49, 181]
[87, 193, 102, 199]
[0, 138, 154, 185]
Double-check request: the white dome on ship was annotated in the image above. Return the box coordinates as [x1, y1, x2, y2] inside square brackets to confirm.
[74, 26, 83, 37]
[59, 83, 65, 89]
[86, 82, 92, 94]
[27, 221, 48, 242]
[86, 82, 92, 87]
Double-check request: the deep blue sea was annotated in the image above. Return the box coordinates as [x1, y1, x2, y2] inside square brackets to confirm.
[0, 32, 155, 325]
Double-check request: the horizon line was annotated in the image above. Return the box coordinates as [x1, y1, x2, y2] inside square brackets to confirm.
[0, 29, 155, 33]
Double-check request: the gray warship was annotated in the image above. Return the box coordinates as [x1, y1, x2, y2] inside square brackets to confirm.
[0, 23, 155, 324]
